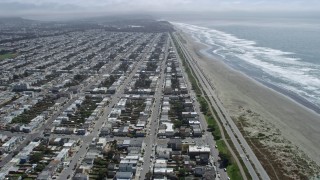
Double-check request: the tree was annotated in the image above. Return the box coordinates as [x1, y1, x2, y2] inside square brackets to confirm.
[179, 168, 186, 177]
[173, 119, 183, 128]
[13, 74, 19, 80]
[145, 171, 153, 180]
[207, 125, 215, 131]
[94, 158, 107, 166]
[219, 152, 231, 167]
[21, 173, 28, 179]
[34, 163, 46, 172]
[97, 169, 107, 180]
[111, 140, 117, 148]
[107, 150, 115, 159]
[30, 152, 44, 163]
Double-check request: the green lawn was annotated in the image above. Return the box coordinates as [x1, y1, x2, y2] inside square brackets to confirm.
[172, 33, 245, 180]
[0, 53, 17, 60]
[216, 140, 228, 154]
[216, 140, 244, 180]
[227, 164, 244, 180]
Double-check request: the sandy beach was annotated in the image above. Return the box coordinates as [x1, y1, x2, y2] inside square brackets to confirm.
[177, 30, 320, 178]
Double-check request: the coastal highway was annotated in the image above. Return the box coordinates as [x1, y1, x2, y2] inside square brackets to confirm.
[170, 36, 229, 180]
[173, 32, 270, 180]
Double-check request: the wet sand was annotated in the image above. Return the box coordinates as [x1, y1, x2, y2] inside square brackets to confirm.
[177, 30, 320, 167]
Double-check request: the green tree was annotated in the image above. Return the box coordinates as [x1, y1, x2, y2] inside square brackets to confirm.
[173, 119, 183, 128]
[219, 152, 231, 167]
[145, 171, 153, 180]
[30, 152, 44, 163]
[179, 168, 186, 177]
[34, 163, 46, 172]
[97, 169, 107, 180]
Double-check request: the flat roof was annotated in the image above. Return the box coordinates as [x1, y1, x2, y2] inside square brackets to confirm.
[189, 145, 210, 153]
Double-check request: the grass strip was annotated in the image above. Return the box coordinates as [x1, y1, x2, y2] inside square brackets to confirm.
[172, 33, 246, 180]
[0, 53, 18, 60]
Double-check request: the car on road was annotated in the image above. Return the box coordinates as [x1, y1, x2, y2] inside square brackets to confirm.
[224, 168, 227, 172]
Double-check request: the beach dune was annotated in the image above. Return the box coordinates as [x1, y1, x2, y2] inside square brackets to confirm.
[179, 30, 320, 168]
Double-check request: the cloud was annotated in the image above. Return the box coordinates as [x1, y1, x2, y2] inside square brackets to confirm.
[0, 0, 319, 19]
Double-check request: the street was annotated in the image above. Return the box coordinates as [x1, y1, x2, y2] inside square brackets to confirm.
[174, 33, 270, 180]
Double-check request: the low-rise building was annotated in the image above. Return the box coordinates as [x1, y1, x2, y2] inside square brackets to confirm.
[115, 172, 133, 180]
[188, 145, 210, 161]
[156, 146, 172, 159]
[2, 136, 19, 152]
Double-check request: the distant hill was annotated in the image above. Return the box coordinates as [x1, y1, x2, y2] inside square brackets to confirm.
[82, 14, 154, 23]
[70, 15, 174, 32]
[0, 15, 174, 33]
[0, 17, 35, 25]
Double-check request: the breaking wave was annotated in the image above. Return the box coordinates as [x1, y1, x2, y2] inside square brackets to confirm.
[174, 22, 320, 112]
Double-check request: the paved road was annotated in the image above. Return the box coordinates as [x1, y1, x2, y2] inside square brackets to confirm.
[58, 34, 161, 180]
[173, 33, 270, 180]
[138, 35, 169, 180]
[0, 94, 80, 167]
[169, 36, 229, 180]
[0, 56, 124, 168]
[0, 34, 152, 175]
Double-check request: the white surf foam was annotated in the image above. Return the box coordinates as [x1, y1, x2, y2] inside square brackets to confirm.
[174, 22, 320, 108]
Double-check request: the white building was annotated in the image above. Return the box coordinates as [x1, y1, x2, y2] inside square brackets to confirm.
[164, 79, 172, 94]
[97, 138, 107, 149]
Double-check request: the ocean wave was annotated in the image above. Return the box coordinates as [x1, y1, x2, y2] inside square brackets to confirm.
[174, 22, 320, 110]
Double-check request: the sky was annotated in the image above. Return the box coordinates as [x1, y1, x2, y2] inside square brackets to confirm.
[0, 0, 319, 20]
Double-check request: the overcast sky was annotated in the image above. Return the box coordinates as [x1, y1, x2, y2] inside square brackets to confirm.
[0, 0, 319, 20]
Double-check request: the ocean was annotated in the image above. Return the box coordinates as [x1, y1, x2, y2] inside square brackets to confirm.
[174, 17, 320, 113]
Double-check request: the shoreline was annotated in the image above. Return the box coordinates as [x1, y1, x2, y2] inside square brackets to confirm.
[200, 39, 320, 115]
[176, 29, 320, 173]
